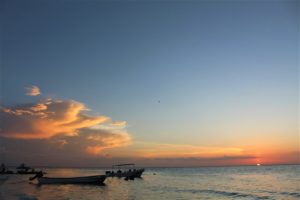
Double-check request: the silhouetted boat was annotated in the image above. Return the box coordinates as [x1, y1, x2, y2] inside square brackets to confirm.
[0, 163, 14, 174]
[30, 172, 106, 185]
[37, 175, 106, 184]
[106, 163, 144, 179]
[16, 163, 45, 175]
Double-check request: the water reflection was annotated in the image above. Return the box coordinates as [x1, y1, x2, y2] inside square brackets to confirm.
[0, 165, 299, 200]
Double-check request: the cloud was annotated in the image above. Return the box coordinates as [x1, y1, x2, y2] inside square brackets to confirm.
[111, 121, 127, 127]
[46, 127, 131, 154]
[82, 128, 131, 155]
[0, 99, 110, 139]
[25, 85, 41, 96]
[0, 127, 131, 166]
[0, 86, 132, 163]
[50, 128, 131, 155]
[105, 142, 252, 160]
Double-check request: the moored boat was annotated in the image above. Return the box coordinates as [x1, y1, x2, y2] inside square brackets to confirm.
[30, 172, 106, 185]
[133, 168, 144, 178]
[106, 163, 144, 179]
[0, 163, 14, 174]
[38, 175, 106, 184]
[16, 163, 45, 175]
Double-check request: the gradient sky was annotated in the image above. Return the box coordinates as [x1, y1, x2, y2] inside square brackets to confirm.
[0, 0, 299, 167]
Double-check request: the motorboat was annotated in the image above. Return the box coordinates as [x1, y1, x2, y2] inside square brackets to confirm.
[105, 163, 144, 179]
[29, 171, 106, 185]
[16, 163, 45, 175]
[37, 175, 106, 185]
[0, 163, 14, 174]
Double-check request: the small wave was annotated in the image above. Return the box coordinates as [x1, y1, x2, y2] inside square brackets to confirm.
[260, 190, 300, 198]
[279, 192, 300, 197]
[201, 189, 247, 197]
[202, 189, 271, 199]
[176, 189, 272, 199]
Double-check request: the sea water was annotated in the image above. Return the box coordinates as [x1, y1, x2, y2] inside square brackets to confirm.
[0, 165, 299, 200]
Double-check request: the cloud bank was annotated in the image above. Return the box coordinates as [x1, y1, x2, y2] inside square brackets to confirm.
[0, 89, 131, 157]
[0, 99, 110, 139]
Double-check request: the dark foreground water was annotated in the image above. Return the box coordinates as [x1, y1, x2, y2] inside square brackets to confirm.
[0, 165, 299, 200]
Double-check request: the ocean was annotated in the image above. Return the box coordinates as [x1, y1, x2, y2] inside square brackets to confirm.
[0, 165, 299, 200]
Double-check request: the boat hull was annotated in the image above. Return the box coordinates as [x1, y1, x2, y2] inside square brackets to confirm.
[38, 175, 106, 185]
[134, 169, 144, 178]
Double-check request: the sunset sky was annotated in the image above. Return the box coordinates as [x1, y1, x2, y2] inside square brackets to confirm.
[0, 0, 299, 167]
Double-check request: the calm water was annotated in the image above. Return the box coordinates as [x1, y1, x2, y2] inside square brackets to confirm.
[0, 165, 299, 200]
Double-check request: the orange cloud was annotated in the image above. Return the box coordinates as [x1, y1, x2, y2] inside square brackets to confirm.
[25, 85, 41, 96]
[0, 86, 132, 160]
[111, 121, 127, 127]
[101, 142, 258, 167]
[85, 146, 105, 155]
[111, 143, 298, 166]
[106, 142, 250, 159]
[43, 128, 132, 156]
[0, 99, 109, 139]
[84, 129, 131, 155]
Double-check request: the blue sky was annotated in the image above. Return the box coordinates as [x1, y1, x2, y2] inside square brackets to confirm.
[0, 0, 299, 166]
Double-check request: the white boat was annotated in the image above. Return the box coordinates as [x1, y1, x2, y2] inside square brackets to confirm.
[30, 173, 106, 185]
